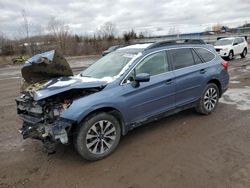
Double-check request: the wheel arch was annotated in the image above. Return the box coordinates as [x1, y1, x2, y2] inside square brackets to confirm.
[207, 79, 222, 97]
[243, 47, 247, 52]
[78, 107, 127, 136]
[229, 49, 234, 56]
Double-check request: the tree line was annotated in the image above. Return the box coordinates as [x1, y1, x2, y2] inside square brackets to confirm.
[0, 10, 146, 57]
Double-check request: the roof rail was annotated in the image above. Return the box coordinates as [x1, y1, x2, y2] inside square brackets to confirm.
[144, 39, 206, 51]
[217, 37, 227, 40]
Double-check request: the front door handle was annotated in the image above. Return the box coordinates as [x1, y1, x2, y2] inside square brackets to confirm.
[200, 69, 206, 74]
[165, 79, 173, 85]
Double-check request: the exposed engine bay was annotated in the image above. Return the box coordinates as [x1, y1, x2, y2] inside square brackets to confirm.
[16, 88, 100, 153]
[16, 50, 105, 153]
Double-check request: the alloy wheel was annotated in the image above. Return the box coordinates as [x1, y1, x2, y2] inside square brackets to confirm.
[204, 88, 218, 111]
[86, 120, 116, 154]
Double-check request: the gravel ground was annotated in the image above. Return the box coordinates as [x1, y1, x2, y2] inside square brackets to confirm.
[0, 55, 250, 188]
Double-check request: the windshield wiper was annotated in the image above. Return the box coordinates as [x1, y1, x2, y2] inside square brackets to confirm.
[80, 73, 92, 77]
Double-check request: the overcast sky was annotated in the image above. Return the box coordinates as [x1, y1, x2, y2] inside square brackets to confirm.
[0, 0, 250, 38]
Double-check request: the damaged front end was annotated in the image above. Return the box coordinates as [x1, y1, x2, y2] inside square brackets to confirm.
[16, 94, 74, 153]
[16, 50, 106, 153]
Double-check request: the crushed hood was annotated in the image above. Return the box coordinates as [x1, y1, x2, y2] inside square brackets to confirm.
[30, 76, 108, 101]
[21, 50, 73, 90]
[20, 50, 112, 101]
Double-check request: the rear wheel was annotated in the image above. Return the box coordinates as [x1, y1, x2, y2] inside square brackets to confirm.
[74, 112, 121, 161]
[228, 50, 234, 60]
[196, 83, 219, 115]
[241, 48, 247, 58]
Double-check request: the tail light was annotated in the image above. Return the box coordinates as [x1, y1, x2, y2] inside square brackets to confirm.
[221, 60, 229, 69]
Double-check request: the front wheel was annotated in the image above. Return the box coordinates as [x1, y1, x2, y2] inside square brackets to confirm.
[74, 112, 121, 161]
[196, 83, 219, 115]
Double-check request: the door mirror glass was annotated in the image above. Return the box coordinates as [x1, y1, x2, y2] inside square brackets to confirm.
[135, 73, 150, 82]
[131, 73, 150, 87]
[233, 42, 238, 46]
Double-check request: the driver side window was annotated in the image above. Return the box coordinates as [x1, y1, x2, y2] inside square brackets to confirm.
[126, 51, 168, 82]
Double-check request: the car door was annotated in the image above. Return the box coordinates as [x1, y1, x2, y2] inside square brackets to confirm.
[168, 48, 208, 107]
[233, 38, 241, 55]
[121, 50, 176, 124]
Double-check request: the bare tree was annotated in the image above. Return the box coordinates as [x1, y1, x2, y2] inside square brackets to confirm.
[212, 23, 221, 33]
[168, 27, 180, 35]
[0, 32, 6, 48]
[21, 9, 32, 55]
[47, 17, 70, 53]
[0, 32, 6, 55]
[100, 22, 116, 39]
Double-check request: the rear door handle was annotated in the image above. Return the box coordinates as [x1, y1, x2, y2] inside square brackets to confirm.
[200, 69, 206, 74]
[165, 79, 173, 85]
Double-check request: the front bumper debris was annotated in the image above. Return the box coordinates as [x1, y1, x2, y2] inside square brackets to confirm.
[18, 116, 74, 153]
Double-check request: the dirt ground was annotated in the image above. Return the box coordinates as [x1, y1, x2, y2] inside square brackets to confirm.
[0, 55, 250, 188]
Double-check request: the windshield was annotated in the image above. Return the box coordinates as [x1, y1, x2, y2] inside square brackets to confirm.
[215, 39, 234, 46]
[107, 46, 118, 51]
[80, 52, 136, 79]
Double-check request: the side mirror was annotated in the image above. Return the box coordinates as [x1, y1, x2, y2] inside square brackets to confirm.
[233, 43, 238, 46]
[131, 73, 150, 87]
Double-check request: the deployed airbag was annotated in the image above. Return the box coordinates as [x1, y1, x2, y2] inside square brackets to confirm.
[21, 50, 73, 84]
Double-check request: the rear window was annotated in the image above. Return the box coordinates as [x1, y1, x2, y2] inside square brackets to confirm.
[194, 48, 215, 62]
[192, 49, 203, 64]
[170, 48, 195, 70]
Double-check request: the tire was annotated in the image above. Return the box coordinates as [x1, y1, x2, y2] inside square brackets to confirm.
[195, 83, 219, 115]
[241, 48, 247, 58]
[228, 50, 234, 61]
[74, 112, 121, 161]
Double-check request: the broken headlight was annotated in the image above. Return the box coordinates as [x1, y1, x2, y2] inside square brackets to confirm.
[51, 100, 72, 118]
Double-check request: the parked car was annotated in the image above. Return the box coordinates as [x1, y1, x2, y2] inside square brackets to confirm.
[214, 37, 248, 60]
[102, 45, 125, 56]
[16, 40, 229, 161]
[12, 56, 26, 64]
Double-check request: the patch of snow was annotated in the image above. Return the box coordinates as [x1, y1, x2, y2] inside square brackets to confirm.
[77, 76, 114, 83]
[48, 78, 77, 88]
[0, 76, 20, 80]
[230, 76, 239, 80]
[220, 87, 250, 110]
[230, 80, 241, 84]
[119, 43, 153, 50]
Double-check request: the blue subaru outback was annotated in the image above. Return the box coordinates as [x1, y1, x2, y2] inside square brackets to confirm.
[16, 39, 229, 160]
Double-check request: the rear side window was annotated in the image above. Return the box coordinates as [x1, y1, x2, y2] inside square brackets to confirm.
[192, 49, 203, 64]
[194, 48, 215, 62]
[170, 48, 195, 70]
